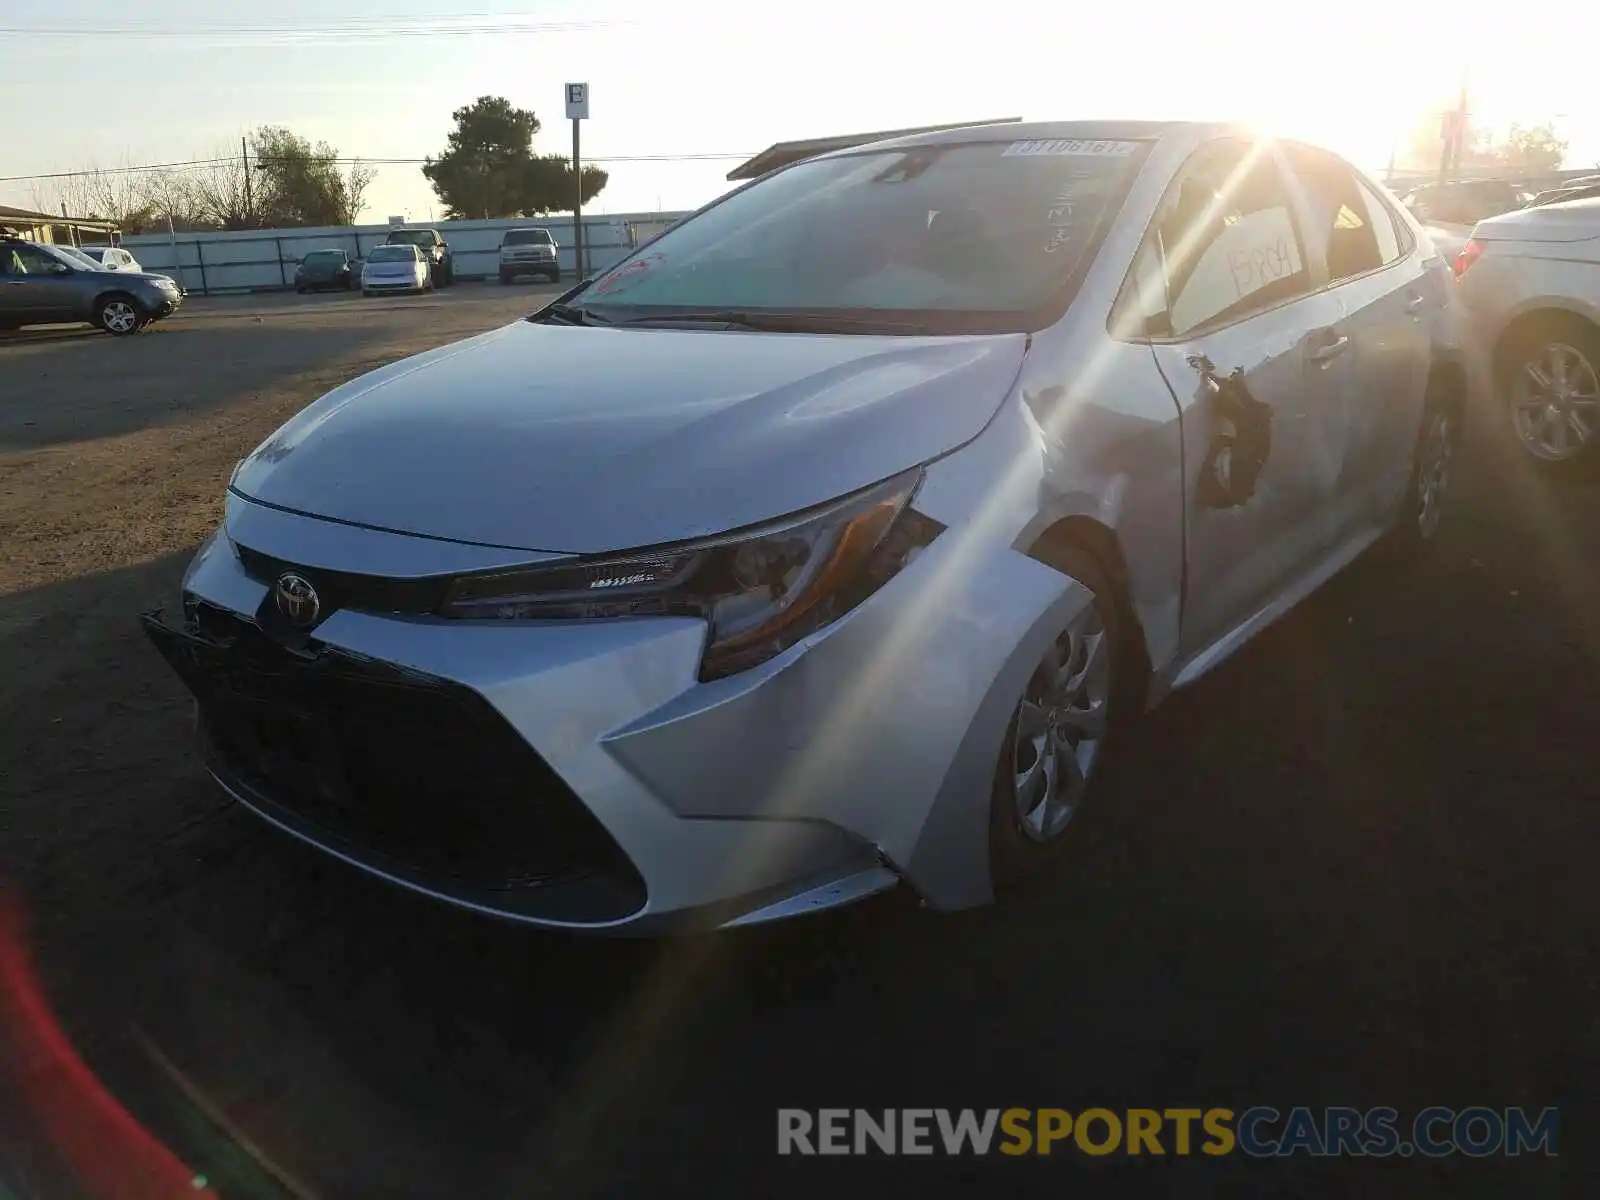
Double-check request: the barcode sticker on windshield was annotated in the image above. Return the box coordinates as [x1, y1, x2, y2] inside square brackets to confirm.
[1004, 139, 1140, 158]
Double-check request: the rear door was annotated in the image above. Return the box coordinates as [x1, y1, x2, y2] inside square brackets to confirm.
[1283, 145, 1432, 532]
[1127, 138, 1352, 660]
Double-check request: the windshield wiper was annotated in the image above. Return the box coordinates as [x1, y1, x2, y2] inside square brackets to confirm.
[527, 302, 611, 327]
[614, 310, 930, 334]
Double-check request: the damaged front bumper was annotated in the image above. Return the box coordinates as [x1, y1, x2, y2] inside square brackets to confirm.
[143, 502, 1084, 933]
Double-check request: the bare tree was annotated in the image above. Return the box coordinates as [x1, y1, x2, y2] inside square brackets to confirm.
[342, 160, 378, 225]
[189, 151, 255, 230]
[142, 169, 216, 232]
[28, 166, 157, 231]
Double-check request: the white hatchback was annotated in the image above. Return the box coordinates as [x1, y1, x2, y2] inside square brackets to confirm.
[361, 244, 430, 296]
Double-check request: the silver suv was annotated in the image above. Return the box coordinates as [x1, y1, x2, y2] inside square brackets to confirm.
[498, 227, 561, 284]
[1, 239, 182, 335]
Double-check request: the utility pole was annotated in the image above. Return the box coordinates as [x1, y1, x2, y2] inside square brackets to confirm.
[1438, 73, 1470, 186]
[241, 135, 255, 226]
[566, 82, 589, 278]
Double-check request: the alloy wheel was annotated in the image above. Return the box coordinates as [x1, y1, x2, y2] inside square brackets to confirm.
[101, 300, 138, 335]
[1509, 341, 1599, 461]
[1011, 601, 1111, 842]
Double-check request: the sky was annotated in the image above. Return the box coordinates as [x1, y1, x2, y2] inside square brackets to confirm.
[3, 0, 1597, 223]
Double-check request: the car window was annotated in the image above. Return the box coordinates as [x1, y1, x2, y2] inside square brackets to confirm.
[503, 230, 554, 246]
[5, 244, 65, 275]
[368, 246, 419, 263]
[1284, 145, 1392, 285]
[1354, 178, 1404, 265]
[578, 137, 1152, 332]
[1143, 140, 1311, 338]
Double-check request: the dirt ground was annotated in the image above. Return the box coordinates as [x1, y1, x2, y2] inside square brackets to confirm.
[1, 289, 1596, 1198]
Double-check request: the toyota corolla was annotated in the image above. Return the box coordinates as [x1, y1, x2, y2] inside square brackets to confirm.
[144, 121, 1468, 933]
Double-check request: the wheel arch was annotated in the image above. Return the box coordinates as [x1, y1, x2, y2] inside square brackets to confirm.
[1426, 351, 1470, 422]
[92, 290, 143, 331]
[1493, 305, 1600, 385]
[1024, 515, 1153, 688]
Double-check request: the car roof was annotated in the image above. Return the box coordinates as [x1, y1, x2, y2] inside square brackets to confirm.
[806, 119, 1234, 164]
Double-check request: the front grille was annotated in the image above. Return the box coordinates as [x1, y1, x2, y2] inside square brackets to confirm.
[143, 604, 645, 922]
[236, 544, 450, 617]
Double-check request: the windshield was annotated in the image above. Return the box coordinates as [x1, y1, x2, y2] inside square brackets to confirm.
[303, 250, 344, 264]
[386, 230, 434, 246]
[60, 246, 103, 268]
[503, 229, 554, 246]
[368, 246, 418, 263]
[575, 138, 1151, 332]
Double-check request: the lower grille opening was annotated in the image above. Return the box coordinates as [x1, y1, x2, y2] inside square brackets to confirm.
[145, 604, 645, 923]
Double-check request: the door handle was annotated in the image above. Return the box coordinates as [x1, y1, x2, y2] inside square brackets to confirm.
[1308, 334, 1350, 363]
[1406, 294, 1426, 313]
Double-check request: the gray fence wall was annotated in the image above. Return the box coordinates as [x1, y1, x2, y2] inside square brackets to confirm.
[118, 213, 688, 295]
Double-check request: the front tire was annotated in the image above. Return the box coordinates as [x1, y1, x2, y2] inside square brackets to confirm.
[94, 294, 142, 336]
[989, 543, 1133, 892]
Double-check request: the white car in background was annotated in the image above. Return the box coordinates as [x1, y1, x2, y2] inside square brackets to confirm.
[361, 244, 431, 297]
[1455, 197, 1600, 466]
[80, 245, 144, 273]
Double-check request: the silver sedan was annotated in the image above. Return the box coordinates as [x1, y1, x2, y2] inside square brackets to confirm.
[1454, 196, 1600, 465]
[144, 120, 1467, 933]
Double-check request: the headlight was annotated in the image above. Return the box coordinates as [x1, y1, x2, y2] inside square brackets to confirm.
[442, 469, 943, 680]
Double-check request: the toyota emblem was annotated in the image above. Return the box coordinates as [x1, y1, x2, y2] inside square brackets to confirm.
[273, 571, 321, 629]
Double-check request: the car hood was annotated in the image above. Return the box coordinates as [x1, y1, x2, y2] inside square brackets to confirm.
[231, 320, 1028, 554]
[1475, 197, 1600, 242]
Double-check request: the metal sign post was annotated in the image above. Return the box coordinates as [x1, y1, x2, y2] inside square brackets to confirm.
[566, 82, 590, 278]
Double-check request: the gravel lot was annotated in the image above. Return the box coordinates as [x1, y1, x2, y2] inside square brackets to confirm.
[1, 288, 1595, 1198]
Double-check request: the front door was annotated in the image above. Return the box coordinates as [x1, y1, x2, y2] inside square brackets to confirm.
[1130, 138, 1352, 661]
[0, 243, 79, 322]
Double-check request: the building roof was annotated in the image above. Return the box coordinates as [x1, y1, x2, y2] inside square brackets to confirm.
[725, 118, 1024, 181]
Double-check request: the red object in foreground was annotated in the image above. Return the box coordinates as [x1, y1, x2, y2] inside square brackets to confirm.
[1453, 237, 1484, 281]
[0, 893, 218, 1199]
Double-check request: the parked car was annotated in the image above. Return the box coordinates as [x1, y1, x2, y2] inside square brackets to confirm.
[383, 227, 453, 286]
[79, 245, 144, 273]
[57, 245, 107, 269]
[143, 120, 1467, 934]
[295, 248, 354, 293]
[1402, 179, 1523, 226]
[1524, 182, 1600, 210]
[499, 227, 561, 284]
[360, 244, 430, 296]
[1454, 197, 1600, 466]
[1, 237, 182, 335]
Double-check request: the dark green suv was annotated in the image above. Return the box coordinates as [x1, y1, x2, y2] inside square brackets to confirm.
[1, 238, 183, 335]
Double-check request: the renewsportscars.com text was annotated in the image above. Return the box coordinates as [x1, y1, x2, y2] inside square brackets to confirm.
[777, 1106, 1558, 1158]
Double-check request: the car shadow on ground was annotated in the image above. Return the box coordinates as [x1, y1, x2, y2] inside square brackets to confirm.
[0, 321, 407, 454]
[0, 325, 106, 348]
[3, 411, 1595, 1197]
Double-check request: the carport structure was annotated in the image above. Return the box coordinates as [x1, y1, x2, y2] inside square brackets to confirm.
[0, 204, 121, 247]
